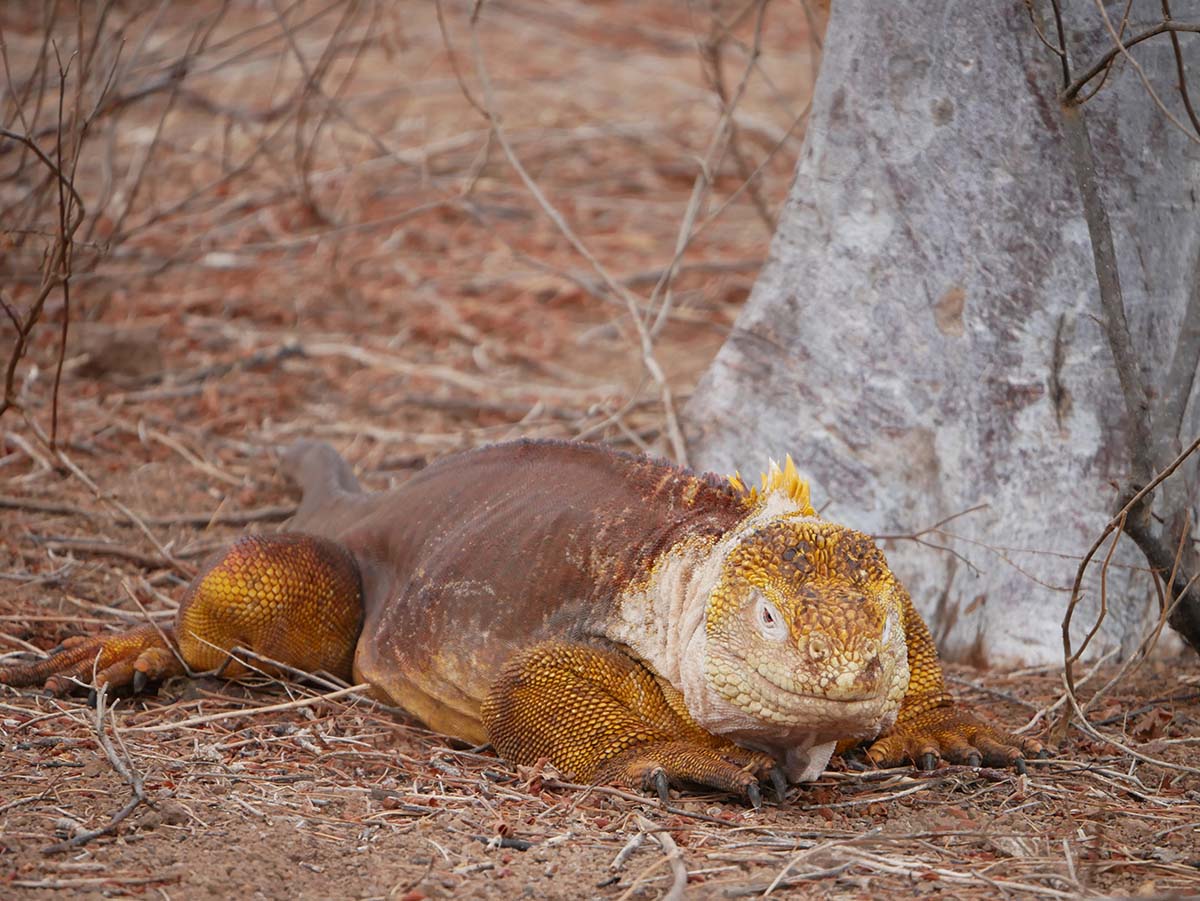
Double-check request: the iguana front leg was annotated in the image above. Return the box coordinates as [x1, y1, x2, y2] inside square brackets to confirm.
[482, 642, 785, 805]
[0, 534, 363, 696]
[865, 592, 1045, 771]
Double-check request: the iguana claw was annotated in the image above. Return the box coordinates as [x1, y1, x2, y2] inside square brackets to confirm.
[768, 766, 789, 804]
[746, 781, 763, 810]
[867, 704, 1047, 774]
[651, 768, 670, 805]
[604, 741, 781, 806]
[840, 747, 870, 771]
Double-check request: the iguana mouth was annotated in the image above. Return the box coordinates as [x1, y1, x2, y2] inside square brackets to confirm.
[751, 663, 881, 703]
[708, 648, 894, 726]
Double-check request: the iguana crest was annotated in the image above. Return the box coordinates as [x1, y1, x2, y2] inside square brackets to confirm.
[728, 455, 815, 516]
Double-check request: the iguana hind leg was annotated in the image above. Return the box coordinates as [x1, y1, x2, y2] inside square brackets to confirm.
[175, 533, 362, 679]
[0, 533, 363, 696]
[482, 642, 783, 804]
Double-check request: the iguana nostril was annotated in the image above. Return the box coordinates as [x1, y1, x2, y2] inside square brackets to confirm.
[808, 632, 832, 661]
[863, 656, 882, 682]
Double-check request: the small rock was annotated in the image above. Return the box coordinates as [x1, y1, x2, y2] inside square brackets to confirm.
[159, 800, 190, 825]
[71, 323, 164, 381]
[138, 800, 189, 830]
[54, 817, 84, 839]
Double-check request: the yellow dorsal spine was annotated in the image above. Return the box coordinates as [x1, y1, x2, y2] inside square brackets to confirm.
[726, 454, 815, 516]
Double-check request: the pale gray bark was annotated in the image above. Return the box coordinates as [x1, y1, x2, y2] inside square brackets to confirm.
[684, 1, 1200, 665]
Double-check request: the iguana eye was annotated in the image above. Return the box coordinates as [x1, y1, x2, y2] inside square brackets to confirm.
[753, 592, 788, 642]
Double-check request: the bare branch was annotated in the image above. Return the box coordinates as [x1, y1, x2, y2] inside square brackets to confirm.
[1058, 103, 1155, 487]
[697, 0, 775, 233]
[50, 48, 74, 449]
[1067, 9, 1200, 150]
[41, 686, 147, 854]
[1047, 0, 1072, 89]
[1064, 19, 1200, 102]
[0, 124, 86, 424]
[1063, 432, 1200, 696]
[0, 127, 85, 213]
[1123, 497, 1200, 652]
[459, 9, 690, 464]
[1043, 1, 1200, 663]
[1162, 0, 1200, 137]
[646, 0, 772, 338]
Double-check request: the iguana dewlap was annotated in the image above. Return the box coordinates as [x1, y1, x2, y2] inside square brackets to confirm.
[0, 440, 1042, 801]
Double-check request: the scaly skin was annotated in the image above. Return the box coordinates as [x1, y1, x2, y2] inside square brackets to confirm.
[0, 440, 1044, 801]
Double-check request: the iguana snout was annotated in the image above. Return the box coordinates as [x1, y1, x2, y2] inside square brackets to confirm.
[702, 519, 910, 733]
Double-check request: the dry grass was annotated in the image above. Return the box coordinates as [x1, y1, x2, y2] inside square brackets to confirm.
[2, 665, 1198, 898]
[1, 1, 1198, 898]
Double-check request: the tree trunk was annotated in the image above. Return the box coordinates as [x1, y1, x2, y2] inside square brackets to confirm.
[684, 1, 1200, 666]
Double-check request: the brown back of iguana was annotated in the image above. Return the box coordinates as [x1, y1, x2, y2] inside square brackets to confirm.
[283, 439, 745, 742]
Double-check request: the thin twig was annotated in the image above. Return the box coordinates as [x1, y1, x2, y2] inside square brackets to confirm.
[128, 682, 370, 733]
[1063, 19, 1200, 104]
[1161, 0, 1200, 137]
[0, 494, 295, 526]
[1062, 433, 1200, 697]
[460, 11, 689, 464]
[1084, 2, 1200, 146]
[635, 813, 688, 901]
[41, 685, 146, 853]
[646, 0, 771, 339]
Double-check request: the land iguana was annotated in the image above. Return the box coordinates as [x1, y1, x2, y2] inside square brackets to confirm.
[0, 440, 1044, 803]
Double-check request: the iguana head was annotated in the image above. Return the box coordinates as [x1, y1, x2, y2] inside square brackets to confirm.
[701, 461, 910, 738]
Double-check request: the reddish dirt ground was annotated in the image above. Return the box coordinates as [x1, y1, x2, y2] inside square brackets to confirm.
[2, 2, 1198, 898]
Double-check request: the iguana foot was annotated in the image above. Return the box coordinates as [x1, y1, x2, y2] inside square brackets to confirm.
[866, 706, 1046, 773]
[597, 741, 785, 807]
[0, 624, 182, 696]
